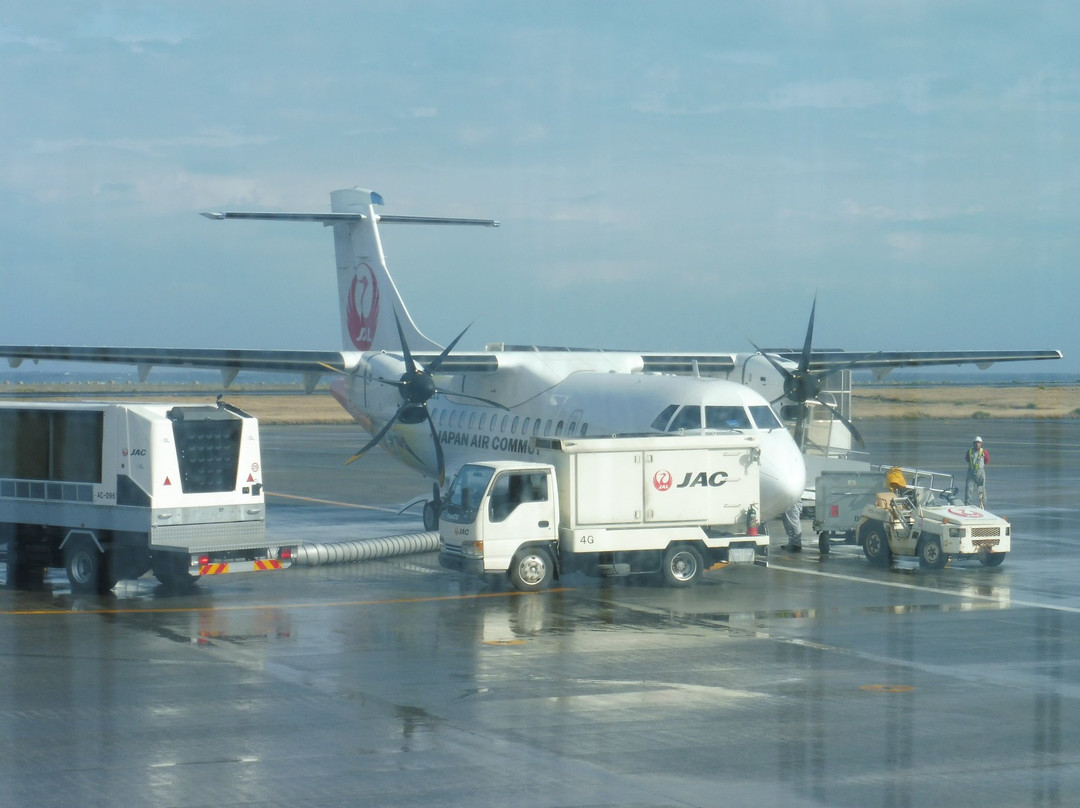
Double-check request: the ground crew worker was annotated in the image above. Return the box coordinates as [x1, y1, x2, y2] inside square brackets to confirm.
[965, 436, 989, 508]
[781, 501, 803, 551]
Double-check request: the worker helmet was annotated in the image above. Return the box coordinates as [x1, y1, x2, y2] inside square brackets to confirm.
[885, 467, 907, 492]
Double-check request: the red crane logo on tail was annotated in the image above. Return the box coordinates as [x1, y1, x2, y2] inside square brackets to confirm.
[346, 263, 380, 350]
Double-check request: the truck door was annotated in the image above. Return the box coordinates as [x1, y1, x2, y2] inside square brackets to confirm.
[484, 470, 556, 544]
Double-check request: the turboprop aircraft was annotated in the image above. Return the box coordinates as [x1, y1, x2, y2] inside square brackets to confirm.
[1, 188, 1062, 530]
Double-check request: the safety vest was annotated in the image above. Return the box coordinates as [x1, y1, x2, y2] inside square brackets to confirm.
[967, 448, 986, 474]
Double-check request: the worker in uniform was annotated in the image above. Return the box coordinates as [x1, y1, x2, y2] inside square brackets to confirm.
[965, 436, 989, 508]
[781, 501, 803, 552]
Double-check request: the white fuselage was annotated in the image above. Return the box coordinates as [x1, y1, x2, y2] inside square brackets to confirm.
[331, 350, 806, 520]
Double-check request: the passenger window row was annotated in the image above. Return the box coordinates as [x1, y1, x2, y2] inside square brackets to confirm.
[431, 408, 589, 438]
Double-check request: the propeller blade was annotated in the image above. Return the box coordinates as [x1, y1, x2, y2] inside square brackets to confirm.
[393, 309, 417, 375]
[431, 387, 508, 410]
[800, 295, 817, 373]
[814, 398, 865, 448]
[425, 407, 446, 485]
[749, 339, 796, 384]
[345, 409, 401, 465]
[426, 321, 473, 375]
[793, 403, 809, 450]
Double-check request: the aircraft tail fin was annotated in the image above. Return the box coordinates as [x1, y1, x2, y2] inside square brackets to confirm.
[202, 187, 499, 354]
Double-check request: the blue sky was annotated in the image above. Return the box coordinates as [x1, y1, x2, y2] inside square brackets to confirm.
[1, 2, 1077, 374]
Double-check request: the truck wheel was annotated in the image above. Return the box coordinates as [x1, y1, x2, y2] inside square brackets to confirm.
[979, 549, 1006, 567]
[818, 532, 830, 555]
[423, 500, 438, 531]
[861, 523, 891, 567]
[65, 537, 110, 594]
[918, 536, 947, 569]
[662, 545, 703, 587]
[510, 548, 554, 591]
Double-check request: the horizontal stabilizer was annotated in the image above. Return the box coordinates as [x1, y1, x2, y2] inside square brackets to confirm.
[201, 211, 499, 227]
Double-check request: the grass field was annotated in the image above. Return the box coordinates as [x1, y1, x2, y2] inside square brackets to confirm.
[2, 382, 1079, 424]
[851, 385, 1080, 420]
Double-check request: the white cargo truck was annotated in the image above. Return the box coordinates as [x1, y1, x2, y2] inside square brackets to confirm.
[0, 401, 295, 592]
[438, 434, 768, 591]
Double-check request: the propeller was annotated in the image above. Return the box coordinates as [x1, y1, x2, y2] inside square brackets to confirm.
[750, 297, 870, 451]
[345, 311, 506, 484]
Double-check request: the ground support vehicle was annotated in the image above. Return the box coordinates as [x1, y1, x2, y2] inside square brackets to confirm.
[438, 434, 768, 591]
[813, 467, 953, 554]
[814, 466, 1011, 567]
[1, 401, 295, 592]
[856, 484, 1011, 568]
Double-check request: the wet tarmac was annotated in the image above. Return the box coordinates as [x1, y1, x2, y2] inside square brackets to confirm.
[2, 419, 1079, 807]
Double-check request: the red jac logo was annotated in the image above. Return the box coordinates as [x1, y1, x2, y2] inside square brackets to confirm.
[654, 470, 729, 491]
[345, 262, 380, 350]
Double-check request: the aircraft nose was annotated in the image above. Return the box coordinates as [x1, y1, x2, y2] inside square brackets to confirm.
[758, 431, 806, 521]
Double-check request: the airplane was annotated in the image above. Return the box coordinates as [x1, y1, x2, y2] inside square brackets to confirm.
[1, 187, 1063, 532]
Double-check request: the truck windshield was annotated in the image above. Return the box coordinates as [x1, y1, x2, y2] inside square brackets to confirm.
[442, 464, 495, 525]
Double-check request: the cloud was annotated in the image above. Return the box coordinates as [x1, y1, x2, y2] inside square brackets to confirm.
[29, 129, 275, 157]
[841, 199, 984, 223]
[0, 26, 63, 52]
[1001, 68, 1080, 112]
[78, 7, 192, 52]
[767, 78, 888, 110]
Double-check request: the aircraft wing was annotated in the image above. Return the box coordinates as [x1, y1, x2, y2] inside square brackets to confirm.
[630, 348, 1062, 377]
[0, 345, 358, 392]
[0, 344, 1061, 389]
[0, 345, 501, 391]
[761, 348, 1064, 374]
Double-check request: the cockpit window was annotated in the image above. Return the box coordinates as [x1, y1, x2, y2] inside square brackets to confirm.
[749, 405, 782, 430]
[704, 406, 751, 430]
[650, 404, 679, 431]
[668, 405, 702, 431]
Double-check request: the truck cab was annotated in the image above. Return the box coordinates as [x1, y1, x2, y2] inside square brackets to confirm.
[439, 461, 559, 590]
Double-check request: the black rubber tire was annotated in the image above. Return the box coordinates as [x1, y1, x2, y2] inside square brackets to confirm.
[918, 536, 947, 569]
[818, 532, 830, 555]
[509, 548, 554, 592]
[979, 550, 1007, 567]
[861, 523, 891, 567]
[423, 500, 439, 531]
[65, 536, 110, 594]
[662, 545, 703, 587]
